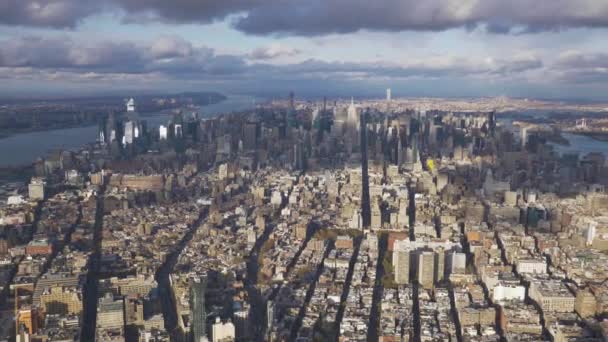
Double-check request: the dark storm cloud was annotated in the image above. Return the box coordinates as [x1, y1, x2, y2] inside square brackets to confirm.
[112, 0, 260, 24]
[261, 57, 543, 80]
[0, 36, 74, 68]
[556, 69, 608, 84]
[0, 0, 100, 28]
[555, 51, 608, 69]
[0, 35, 545, 83]
[234, 0, 472, 36]
[489, 56, 544, 75]
[0, 0, 256, 28]
[0, 35, 246, 76]
[552, 51, 608, 84]
[233, 0, 608, 36]
[249, 46, 301, 60]
[0, 35, 146, 72]
[2, 0, 608, 36]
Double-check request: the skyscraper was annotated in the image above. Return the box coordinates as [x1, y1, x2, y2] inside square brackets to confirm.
[105, 112, 117, 144]
[450, 252, 467, 275]
[417, 251, 435, 289]
[190, 277, 207, 342]
[28, 178, 45, 201]
[96, 294, 125, 334]
[386, 88, 392, 101]
[266, 300, 274, 335]
[287, 91, 297, 128]
[435, 248, 445, 283]
[393, 240, 410, 284]
[243, 122, 258, 150]
[126, 98, 136, 112]
[159, 125, 168, 140]
[347, 97, 359, 129]
[487, 111, 496, 137]
[124, 121, 134, 145]
[360, 110, 371, 228]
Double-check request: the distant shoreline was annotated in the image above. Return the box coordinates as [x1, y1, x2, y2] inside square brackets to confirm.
[0, 94, 258, 171]
[0, 122, 97, 141]
[0, 92, 226, 140]
[0, 163, 34, 182]
[0, 110, 188, 141]
[570, 131, 608, 142]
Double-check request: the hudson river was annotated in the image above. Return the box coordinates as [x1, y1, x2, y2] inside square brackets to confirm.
[0, 95, 257, 167]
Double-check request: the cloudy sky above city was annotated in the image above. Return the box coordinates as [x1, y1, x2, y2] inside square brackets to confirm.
[1, 0, 608, 100]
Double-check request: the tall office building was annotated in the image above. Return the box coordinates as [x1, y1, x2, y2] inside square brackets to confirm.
[287, 91, 297, 128]
[159, 125, 168, 140]
[96, 294, 125, 333]
[243, 122, 258, 150]
[266, 300, 274, 334]
[211, 318, 235, 342]
[575, 288, 597, 318]
[417, 251, 435, 289]
[393, 240, 410, 284]
[175, 124, 183, 138]
[190, 277, 207, 342]
[586, 222, 597, 246]
[233, 308, 250, 340]
[28, 178, 45, 201]
[124, 121, 135, 145]
[347, 97, 359, 130]
[360, 111, 371, 228]
[435, 248, 445, 283]
[521, 126, 528, 149]
[312, 109, 320, 126]
[124, 296, 144, 326]
[487, 111, 496, 136]
[386, 88, 392, 101]
[105, 112, 116, 144]
[371, 200, 382, 229]
[293, 141, 304, 170]
[126, 98, 136, 112]
[411, 133, 423, 172]
[98, 128, 106, 144]
[451, 252, 467, 275]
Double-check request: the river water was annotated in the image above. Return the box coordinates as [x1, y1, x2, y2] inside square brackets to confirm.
[550, 133, 608, 157]
[497, 115, 608, 158]
[0, 95, 258, 167]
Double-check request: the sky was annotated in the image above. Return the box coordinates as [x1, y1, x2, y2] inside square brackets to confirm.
[1, 0, 608, 101]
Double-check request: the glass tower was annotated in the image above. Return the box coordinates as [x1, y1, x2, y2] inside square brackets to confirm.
[190, 277, 207, 342]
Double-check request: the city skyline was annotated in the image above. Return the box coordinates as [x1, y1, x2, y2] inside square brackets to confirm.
[0, 1, 608, 100]
[2, 2, 608, 342]
[2, 91, 607, 342]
